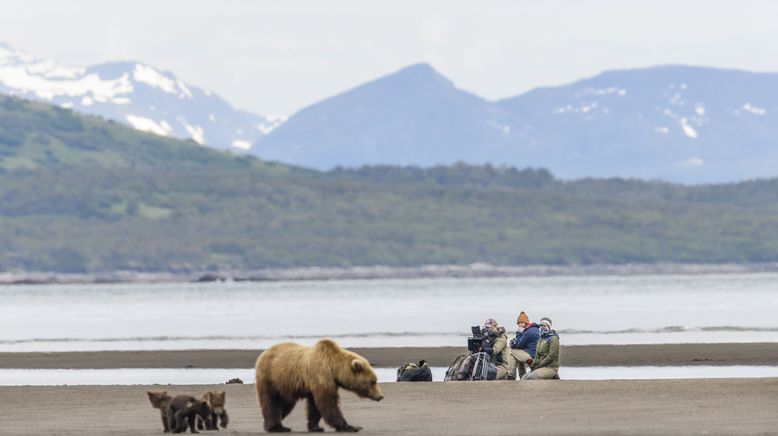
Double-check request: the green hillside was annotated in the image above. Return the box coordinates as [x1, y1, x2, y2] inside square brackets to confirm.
[2, 95, 778, 273]
[0, 95, 293, 173]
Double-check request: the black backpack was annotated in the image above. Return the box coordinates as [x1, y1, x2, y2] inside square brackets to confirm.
[397, 360, 433, 382]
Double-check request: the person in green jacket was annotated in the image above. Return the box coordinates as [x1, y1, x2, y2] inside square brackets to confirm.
[481, 318, 511, 380]
[521, 317, 560, 380]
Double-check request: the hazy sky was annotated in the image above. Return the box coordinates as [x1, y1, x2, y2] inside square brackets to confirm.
[2, 0, 778, 115]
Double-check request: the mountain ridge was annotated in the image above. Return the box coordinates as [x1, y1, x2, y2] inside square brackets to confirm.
[254, 63, 778, 183]
[4, 40, 778, 183]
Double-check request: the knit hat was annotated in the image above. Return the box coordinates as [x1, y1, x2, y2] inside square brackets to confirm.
[538, 317, 552, 329]
[517, 311, 530, 324]
[483, 318, 498, 328]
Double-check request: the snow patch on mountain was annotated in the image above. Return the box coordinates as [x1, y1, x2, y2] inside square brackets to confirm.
[574, 86, 627, 97]
[257, 115, 287, 134]
[741, 102, 766, 115]
[553, 101, 600, 115]
[0, 63, 133, 101]
[132, 64, 193, 99]
[231, 140, 252, 150]
[132, 64, 177, 94]
[25, 59, 84, 79]
[126, 114, 172, 136]
[179, 118, 205, 144]
[680, 118, 698, 138]
[679, 157, 704, 167]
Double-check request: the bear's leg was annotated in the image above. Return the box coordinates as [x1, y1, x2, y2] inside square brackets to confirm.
[306, 394, 324, 432]
[208, 411, 217, 430]
[196, 415, 204, 430]
[219, 410, 229, 428]
[260, 389, 291, 433]
[168, 409, 179, 433]
[187, 414, 199, 434]
[160, 409, 170, 432]
[313, 392, 362, 432]
[280, 399, 296, 419]
[174, 410, 188, 433]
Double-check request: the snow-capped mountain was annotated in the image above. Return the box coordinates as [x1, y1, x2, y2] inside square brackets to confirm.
[5, 39, 776, 183]
[494, 65, 778, 183]
[0, 42, 283, 151]
[255, 63, 778, 183]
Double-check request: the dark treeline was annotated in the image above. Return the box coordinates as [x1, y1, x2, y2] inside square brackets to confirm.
[2, 94, 778, 273]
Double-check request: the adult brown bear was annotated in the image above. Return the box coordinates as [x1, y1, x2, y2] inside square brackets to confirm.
[255, 339, 384, 432]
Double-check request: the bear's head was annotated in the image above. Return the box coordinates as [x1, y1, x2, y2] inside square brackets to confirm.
[316, 339, 384, 401]
[194, 399, 213, 424]
[206, 390, 226, 412]
[147, 390, 171, 409]
[342, 356, 384, 401]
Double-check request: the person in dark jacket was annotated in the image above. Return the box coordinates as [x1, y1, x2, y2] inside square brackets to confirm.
[507, 311, 540, 380]
[522, 317, 560, 380]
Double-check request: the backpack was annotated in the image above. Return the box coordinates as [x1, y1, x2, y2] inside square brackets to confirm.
[469, 351, 497, 381]
[444, 352, 496, 381]
[444, 353, 472, 381]
[396, 360, 433, 382]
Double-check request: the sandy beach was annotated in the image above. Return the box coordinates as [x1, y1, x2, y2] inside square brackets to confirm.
[2, 343, 778, 369]
[2, 344, 777, 434]
[1, 379, 776, 435]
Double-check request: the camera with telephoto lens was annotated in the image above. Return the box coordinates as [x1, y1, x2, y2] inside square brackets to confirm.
[467, 325, 486, 353]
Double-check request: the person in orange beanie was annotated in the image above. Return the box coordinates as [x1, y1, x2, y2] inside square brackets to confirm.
[507, 311, 540, 379]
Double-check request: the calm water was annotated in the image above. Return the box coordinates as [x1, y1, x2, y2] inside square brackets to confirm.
[2, 366, 777, 385]
[1, 273, 777, 352]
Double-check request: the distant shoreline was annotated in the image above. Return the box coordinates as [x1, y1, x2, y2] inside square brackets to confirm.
[2, 262, 778, 286]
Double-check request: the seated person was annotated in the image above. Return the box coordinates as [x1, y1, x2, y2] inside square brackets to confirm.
[508, 311, 540, 380]
[521, 317, 560, 380]
[480, 318, 511, 380]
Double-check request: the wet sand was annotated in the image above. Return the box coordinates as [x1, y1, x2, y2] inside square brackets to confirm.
[3, 344, 777, 434]
[2, 379, 777, 435]
[3, 343, 778, 369]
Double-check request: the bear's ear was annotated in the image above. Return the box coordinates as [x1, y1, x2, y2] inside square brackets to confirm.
[351, 359, 364, 373]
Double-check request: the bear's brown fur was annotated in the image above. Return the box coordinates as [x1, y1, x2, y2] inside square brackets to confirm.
[255, 339, 383, 433]
[166, 395, 212, 434]
[147, 390, 173, 432]
[196, 390, 229, 430]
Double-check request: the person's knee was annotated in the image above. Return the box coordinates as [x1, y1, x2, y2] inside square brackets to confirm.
[522, 368, 558, 380]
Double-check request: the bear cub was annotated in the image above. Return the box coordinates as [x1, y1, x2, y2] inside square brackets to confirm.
[166, 395, 213, 434]
[196, 390, 229, 430]
[147, 390, 173, 432]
